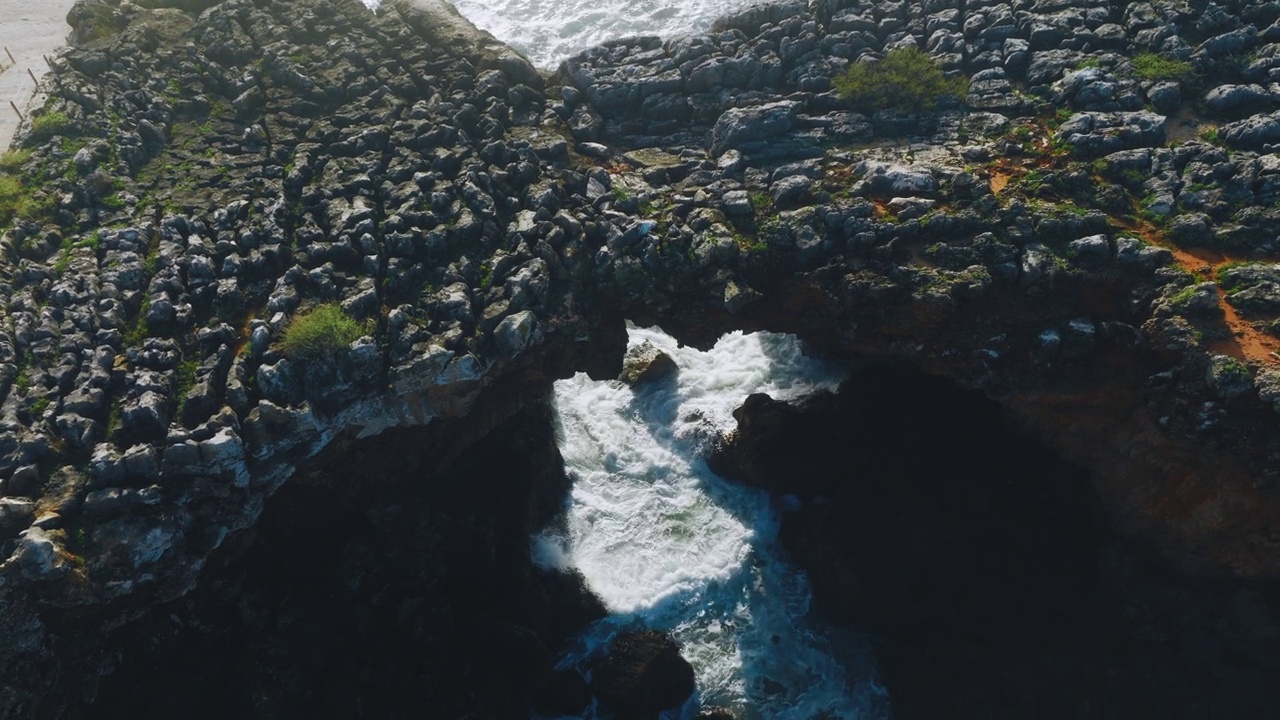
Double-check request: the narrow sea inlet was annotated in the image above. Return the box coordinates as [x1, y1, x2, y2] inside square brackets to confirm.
[540, 326, 890, 718]
[363, 0, 760, 68]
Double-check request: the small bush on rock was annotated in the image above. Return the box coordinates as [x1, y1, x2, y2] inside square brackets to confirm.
[280, 303, 369, 359]
[834, 47, 968, 115]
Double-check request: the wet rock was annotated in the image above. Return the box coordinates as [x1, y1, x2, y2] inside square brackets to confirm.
[590, 631, 695, 718]
[618, 340, 677, 386]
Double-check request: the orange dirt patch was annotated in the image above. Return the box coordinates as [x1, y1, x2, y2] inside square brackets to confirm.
[1112, 216, 1280, 366]
[989, 170, 1011, 195]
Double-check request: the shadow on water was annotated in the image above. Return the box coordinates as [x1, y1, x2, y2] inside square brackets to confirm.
[549, 330, 887, 718]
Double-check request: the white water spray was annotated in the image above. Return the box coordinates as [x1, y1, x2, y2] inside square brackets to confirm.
[541, 326, 890, 718]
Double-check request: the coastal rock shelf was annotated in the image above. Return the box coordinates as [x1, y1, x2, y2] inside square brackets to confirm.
[0, 0, 1279, 715]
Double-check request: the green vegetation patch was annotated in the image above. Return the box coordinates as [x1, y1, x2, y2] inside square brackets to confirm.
[31, 110, 72, 141]
[0, 174, 53, 228]
[1131, 53, 1196, 83]
[0, 150, 30, 172]
[280, 303, 369, 360]
[834, 47, 968, 115]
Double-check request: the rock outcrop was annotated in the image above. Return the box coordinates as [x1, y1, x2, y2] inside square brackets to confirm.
[2, 0, 1280, 715]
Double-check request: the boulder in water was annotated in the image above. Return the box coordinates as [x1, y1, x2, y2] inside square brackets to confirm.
[618, 340, 677, 386]
[590, 631, 696, 718]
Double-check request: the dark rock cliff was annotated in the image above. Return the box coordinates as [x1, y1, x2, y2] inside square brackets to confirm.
[1, 0, 1280, 715]
[711, 369, 1280, 716]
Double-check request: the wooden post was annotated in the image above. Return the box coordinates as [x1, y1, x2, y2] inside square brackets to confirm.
[9, 100, 24, 122]
[27, 68, 39, 88]
[5, 48, 15, 65]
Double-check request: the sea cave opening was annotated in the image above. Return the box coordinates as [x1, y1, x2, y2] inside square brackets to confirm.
[83, 328, 1280, 718]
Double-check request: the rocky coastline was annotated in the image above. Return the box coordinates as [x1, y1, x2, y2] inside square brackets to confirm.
[1, 0, 1280, 715]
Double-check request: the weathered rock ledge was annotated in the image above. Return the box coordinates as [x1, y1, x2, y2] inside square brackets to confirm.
[1, 0, 1280, 714]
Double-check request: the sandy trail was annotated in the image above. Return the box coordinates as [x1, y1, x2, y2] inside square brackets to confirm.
[0, 0, 77, 150]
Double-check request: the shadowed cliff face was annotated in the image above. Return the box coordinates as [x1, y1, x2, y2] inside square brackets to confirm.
[711, 365, 1280, 717]
[84, 394, 605, 719]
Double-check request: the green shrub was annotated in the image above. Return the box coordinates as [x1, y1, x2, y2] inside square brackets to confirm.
[280, 303, 369, 359]
[1131, 53, 1195, 83]
[834, 47, 968, 115]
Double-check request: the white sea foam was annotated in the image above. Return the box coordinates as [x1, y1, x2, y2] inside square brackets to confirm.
[541, 326, 891, 719]
[359, 0, 759, 69]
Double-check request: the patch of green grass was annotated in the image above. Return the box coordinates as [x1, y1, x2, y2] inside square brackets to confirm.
[54, 244, 73, 274]
[280, 303, 369, 360]
[105, 402, 122, 439]
[1019, 169, 1050, 193]
[732, 230, 767, 254]
[833, 47, 968, 115]
[0, 150, 30, 172]
[31, 110, 72, 140]
[174, 359, 198, 406]
[0, 174, 53, 227]
[144, 246, 160, 276]
[30, 397, 51, 416]
[125, 295, 151, 347]
[1200, 126, 1220, 144]
[1131, 53, 1196, 83]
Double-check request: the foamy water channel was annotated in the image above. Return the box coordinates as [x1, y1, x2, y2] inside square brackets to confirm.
[361, 0, 760, 68]
[538, 326, 890, 718]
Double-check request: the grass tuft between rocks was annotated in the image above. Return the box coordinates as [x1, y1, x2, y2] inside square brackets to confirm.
[1131, 52, 1196, 83]
[280, 303, 370, 360]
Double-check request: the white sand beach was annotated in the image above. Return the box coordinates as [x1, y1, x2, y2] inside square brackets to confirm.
[0, 0, 77, 150]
